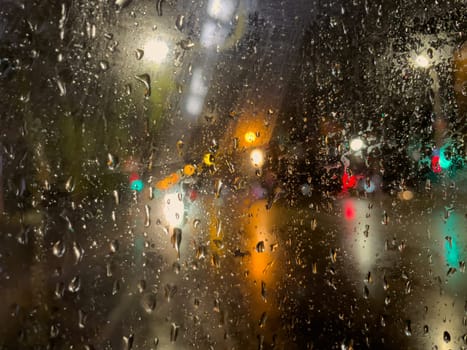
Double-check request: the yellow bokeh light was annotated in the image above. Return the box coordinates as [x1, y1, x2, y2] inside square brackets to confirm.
[244, 131, 256, 143]
[203, 153, 215, 166]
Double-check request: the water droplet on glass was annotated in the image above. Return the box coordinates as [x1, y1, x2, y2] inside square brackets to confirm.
[447, 267, 456, 276]
[425, 179, 432, 190]
[54, 281, 65, 299]
[193, 219, 200, 229]
[330, 248, 337, 263]
[59, 4, 66, 40]
[112, 279, 120, 295]
[405, 280, 412, 294]
[171, 228, 182, 259]
[106, 262, 113, 277]
[144, 204, 151, 227]
[72, 241, 83, 264]
[196, 245, 206, 260]
[142, 293, 157, 313]
[164, 284, 177, 302]
[78, 309, 87, 328]
[65, 176, 75, 192]
[261, 281, 267, 302]
[445, 236, 452, 248]
[459, 261, 466, 273]
[213, 239, 224, 249]
[364, 271, 372, 284]
[381, 211, 389, 225]
[154, 337, 159, 347]
[16, 226, 29, 245]
[259, 312, 267, 328]
[68, 275, 81, 293]
[110, 240, 119, 253]
[176, 15, 185, 31]
[312, 261, 317, 274]
[137, 279, 146, 293]
[405, 320, 412, 336]
[156, 0, 163, 16]
[363, 224, 370, 237]
[375, 314, 384, 328]
[135, 48, 144, 60]
[57, 79, 66, 96]
[383, 275, 389, 290]
[107, 153, 119, 170]
[443, 331, 451, 343]
[461, 81, 467, 96]
[179, 38, 194, 50]
[170, 323, 179, 342]
[257, 334, 265, 349]
[115, 0, 131, 7]
[50, 324, 59, 338]
[113, 190, 119, 205]
[134, 74, 151, 97]
[122, 334, 134, 350]
[53, 240, 66, 258]
[214, 179, 223, 198]
[211, 253, 220, 268]
[423, 325, 429, 334]
[363, 285, 369, 299]
[256, 241, 265, 253]
[99, 60, 109, 71]
[173, 261, 181, 274]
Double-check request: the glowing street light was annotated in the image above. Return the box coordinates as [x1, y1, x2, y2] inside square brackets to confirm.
[144, 39, 169, 63]
[414, 54, 430, 68]
[250, 149, 264, 167]
[350, 137, 364, 152]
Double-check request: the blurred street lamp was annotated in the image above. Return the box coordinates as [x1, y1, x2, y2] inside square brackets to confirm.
[250, 149, 264, 167]
[408, 35, 456, 147]
[144, 39, 169, 63]
[414, 54, 430, 68]
[350, 137, 364, 152]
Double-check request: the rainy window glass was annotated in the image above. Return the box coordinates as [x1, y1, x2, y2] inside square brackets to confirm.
[1, 0, 466, 348]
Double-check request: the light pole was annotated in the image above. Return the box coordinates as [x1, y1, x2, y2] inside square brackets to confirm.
[410, 35, 455, 148]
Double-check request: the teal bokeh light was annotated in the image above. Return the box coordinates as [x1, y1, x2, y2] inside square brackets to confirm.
[439, 145, 452, 170]
[130, 179, 144, 192]
[444, 237, 460, 267]
[443, 212, 461, 267]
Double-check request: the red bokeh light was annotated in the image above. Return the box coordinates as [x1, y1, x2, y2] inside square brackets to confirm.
[344, 200, 356, 220]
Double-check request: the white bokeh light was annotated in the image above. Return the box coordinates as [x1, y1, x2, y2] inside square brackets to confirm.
[350, 138, 364, 152]
[250, 149, 264, 167]
[200, 20, 228, 48]
[207, 0, 236, 22]
[184, 95, 204, 116]
[414, 54, 430, 68]
[144, 39, 169, 63]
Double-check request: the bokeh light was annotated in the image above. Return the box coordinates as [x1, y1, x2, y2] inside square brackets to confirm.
[350, 137, 364, 151]
[250, 149, 264, 167]
[415, 54, 430, 68]
[144, 39, 169, 63]
[244, 131, 256, 143]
